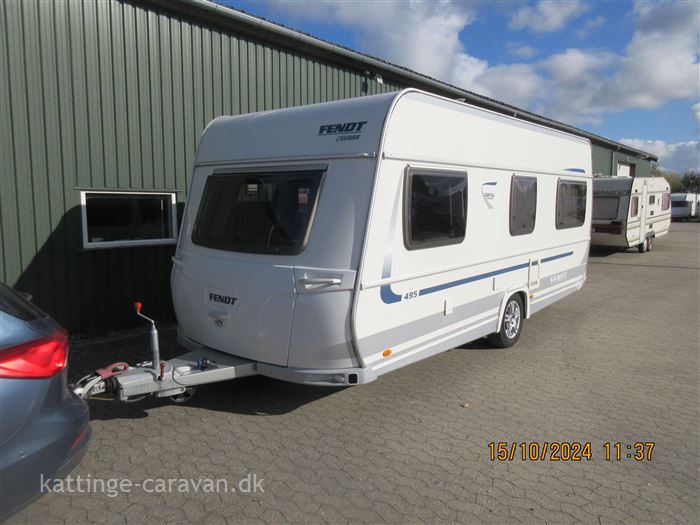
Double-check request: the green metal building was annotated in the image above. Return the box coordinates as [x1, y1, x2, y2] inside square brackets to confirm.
[0, 0, 657, 334]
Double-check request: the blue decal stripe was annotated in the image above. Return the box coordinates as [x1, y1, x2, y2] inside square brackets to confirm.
[541, 251, 573, 263]
[379, 251, 574, 304]
[563, 168, 585, 173]
[380, 284, 403, 304]
[419, 262, 529, 296]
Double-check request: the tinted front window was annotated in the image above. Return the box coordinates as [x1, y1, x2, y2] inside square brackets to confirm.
[593, 197, 620, 220]
[192, 170, 323, 254]
[556, 180, 587, 229]
[404, 171, 467, 249]
[510, 176, 537, 235]
[671, 201, 687, 208]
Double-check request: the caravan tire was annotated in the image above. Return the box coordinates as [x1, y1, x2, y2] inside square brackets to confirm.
[647, 236, 653, 252]
[637, 237, 649, 253]
[488, 294, 523, 348]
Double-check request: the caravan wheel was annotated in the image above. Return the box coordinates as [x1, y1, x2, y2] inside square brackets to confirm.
[637, 237, 650, 253]
[647, 236, 653, 252]
[488, 294, 523, 348]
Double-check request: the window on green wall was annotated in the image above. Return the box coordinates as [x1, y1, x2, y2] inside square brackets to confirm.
[81, 191, 178, 249]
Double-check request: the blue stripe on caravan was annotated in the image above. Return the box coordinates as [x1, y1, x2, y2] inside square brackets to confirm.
[380, 284, 403, 304]
[379, 251, 574, 304]
[419, 262, 529, 296]
[563, 168, 586, 173]
[541, 251, 574, 263]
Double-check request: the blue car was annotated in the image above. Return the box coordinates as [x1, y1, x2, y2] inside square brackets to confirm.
[0, 282, 91, 520]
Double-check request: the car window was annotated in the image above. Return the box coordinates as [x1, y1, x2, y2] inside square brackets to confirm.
[0, 282, 45, 321]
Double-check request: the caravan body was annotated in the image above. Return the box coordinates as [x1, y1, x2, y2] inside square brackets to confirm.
[171, 90, 592, 386]
[671, 193, 697, 220]
[591, 177, 671, 251]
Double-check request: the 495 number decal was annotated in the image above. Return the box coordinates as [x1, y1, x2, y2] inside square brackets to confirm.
[403, 291, 419, 301]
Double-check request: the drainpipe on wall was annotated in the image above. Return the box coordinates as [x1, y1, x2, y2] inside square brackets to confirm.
[611, 145, 621, 176]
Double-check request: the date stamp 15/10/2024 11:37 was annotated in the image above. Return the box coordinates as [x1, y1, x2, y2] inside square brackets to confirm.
[488, 442, 655, 462]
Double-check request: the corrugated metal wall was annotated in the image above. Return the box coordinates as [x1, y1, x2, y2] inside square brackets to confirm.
[0, 0, 400, 334]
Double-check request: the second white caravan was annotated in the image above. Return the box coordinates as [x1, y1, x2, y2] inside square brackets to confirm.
[171, 89, 592, 386]
[671, 193, 697, 220]
[591, 176, 671, 252]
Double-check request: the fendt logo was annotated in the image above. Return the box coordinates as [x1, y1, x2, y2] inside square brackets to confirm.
[208, 293, 237, 306]
[318, 121, 368, 142]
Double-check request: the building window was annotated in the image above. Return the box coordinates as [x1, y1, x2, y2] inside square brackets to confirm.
[192, 170, 324, 255]
[661, 193, 670, 211]
[555, 180, 587, 229]
[404, 169, 467, 250]
[81, 191, 177, 249]
[510, 175, 537, 236]
[630, 196, 639, 217]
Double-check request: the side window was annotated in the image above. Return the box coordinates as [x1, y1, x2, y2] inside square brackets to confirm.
[510, 175, 537, 236]
[556, 180, 587, 229]
[404, 169, 467, 250]
[661, 193, 670, 211]
[630, 196, 639, 217]
[649, 195, 656, 205]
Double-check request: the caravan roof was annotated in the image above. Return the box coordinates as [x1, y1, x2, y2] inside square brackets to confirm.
[195, 89, 590, 175]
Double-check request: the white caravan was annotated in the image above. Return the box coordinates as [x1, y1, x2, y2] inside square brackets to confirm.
[164, 89, 591, 387]
[671, 193, 697, 220]
[591, 177, 671, 252]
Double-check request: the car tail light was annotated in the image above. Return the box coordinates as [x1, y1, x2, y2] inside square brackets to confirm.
[0, 328, 68, 379]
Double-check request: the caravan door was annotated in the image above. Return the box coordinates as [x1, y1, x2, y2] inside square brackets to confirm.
[639, 183, 648, 241]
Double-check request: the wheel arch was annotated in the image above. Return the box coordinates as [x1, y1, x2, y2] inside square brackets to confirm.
[496, 287, 530, 333]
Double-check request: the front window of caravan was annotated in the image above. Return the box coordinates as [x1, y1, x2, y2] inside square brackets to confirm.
[404, 170, 467, 250]
[192, 170, 323, 254]
[592, 196, 619, 221]
[556, 180, 587, 229]
[671, 200, 687, 208]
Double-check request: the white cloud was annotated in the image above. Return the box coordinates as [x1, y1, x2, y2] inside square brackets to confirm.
[620, 138, 700, 173]
[508, 43, 537, 59]
[259, 0, 700, 130]
[265, 0, 477, 80]
[509, 0, 589, 33]
[693, 103, 700, 134]
[462, 64, 546, 109]
[576, 15, 606, 39]
[602, 1, 700, 111]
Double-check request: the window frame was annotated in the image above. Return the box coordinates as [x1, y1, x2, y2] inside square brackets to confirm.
[80, 190, 178, 250]
[509, 175, 538, 236]
[630, 195, 639, 217]
[402, 167, 468, 251]
[555, 179, 588, 230]
[661, 192, 670, 211]
[191, 167, 326, 256]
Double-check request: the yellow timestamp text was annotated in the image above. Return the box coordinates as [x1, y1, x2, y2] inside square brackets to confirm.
[488, 442, 655, 461]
